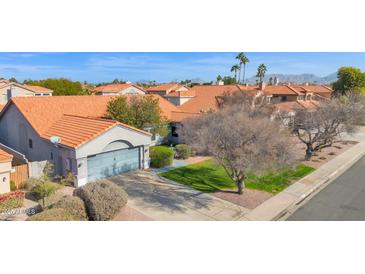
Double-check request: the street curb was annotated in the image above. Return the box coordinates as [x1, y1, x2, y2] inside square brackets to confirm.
[242, 142, 365, 221]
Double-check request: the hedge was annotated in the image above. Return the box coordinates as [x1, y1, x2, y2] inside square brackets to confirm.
[74, 180, 128, 221]
[27, 208, 78, 221]
[150, 146, 175, 168]
[49, 196, 88, 220]
[174, 144, 192, 159]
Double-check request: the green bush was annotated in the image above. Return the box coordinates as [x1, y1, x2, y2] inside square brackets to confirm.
[0, 191, 25, 213]
[10, 181, 16, 191]
[175, 144, 192, 159]
[60, 172, 75, 186]
[150, 146, 175, 168]
[49, 196, 88, 220]
[74, 180, 128, 221]
[27, 208, 78, 221]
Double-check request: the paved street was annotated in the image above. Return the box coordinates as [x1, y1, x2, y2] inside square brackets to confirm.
[288, 156, 365, 221]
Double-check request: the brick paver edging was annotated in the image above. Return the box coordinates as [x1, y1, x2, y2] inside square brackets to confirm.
[241, 142, 365, 221]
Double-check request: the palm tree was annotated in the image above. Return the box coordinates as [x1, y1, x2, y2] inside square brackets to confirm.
[236, 52, 249, 84]
[256, 64, 267, 84]
[230, 65, 240, 83]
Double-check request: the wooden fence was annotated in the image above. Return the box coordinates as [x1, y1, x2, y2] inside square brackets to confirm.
[10, 164, 29, 189]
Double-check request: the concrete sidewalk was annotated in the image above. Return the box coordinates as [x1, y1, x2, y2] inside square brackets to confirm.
[240, 129, 365, 221]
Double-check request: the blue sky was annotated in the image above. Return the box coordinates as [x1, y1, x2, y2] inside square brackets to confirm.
[0, 52, 365, 83]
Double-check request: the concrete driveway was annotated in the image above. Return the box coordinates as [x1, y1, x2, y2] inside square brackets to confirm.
[106, 171, 249, 221]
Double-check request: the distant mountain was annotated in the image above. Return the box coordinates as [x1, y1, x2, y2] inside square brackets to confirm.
[246, 72, 337, 85]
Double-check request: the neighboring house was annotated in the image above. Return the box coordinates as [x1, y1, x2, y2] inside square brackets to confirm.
[167, 83, 332, 142]
[146, 83, 191, 106]
[0, 96, 166, 187]
[94, 83, 146, 96]
[0, 80, 53, 105]
[0, 148, 13, 194]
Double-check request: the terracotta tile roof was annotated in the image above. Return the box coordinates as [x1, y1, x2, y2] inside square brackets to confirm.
[94, 83, 145, 93]
[42, 115, 150, 148]
[165, 89, 196, 97]
[275, 100, 320, 112]
[177, 85, 242, 114]
[23, 84, 53, 93]
[170, 111, 201, 122]
[146, 83, 180, 92]
[3, 95, 176, 148]
[0, 148, 13, 163]
[0, 104, 4, 112]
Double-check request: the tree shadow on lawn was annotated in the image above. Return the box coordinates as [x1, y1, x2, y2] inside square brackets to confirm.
[108, 173, 216, 214]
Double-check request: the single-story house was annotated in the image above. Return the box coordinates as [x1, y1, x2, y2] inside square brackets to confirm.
[0, 96, 180, 187]
[0, 148, 13, 194]
[94, 83, 146, 96]
[0, 80, 53, 105]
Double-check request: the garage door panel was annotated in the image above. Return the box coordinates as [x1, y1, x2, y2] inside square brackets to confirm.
[87, 147, 140, 182]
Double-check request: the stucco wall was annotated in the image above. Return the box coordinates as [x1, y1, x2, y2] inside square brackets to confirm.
[0, 85, 36, 105]
[0, 104, 152, 187]
[165, 96, 193, 106]
[0, 104, 76, 178]
[0, 161, 12, 194]
[75, 125, 151, 187]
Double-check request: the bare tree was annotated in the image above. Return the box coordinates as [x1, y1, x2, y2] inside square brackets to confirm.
[286, 95, 365, 160]
[217, 90, 274, 118]
[179, 104, 296, 194]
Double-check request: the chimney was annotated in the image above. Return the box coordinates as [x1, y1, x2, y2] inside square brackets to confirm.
[259, 82, 266, 90]
[305, 82, 309, 86]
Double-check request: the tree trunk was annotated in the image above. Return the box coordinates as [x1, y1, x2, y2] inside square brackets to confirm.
[305, 144, 314, 160]
[237, 180, 245, 195]
[243, 63, 246, 84]
[238, 64, 242, 84]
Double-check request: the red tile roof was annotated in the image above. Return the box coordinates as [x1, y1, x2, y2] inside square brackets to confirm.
[42, 115, 150, 148]
[23, 84, 53, 93]
[0, 148, 13, 163]
[176, 84, 332, 117]
[170, 111, 201, 122]
[275, 100, 320, 112]
[94, 83, 145, 93]
[176, 85, 242, 114]
[146, 83, 181, 92]
[3, 95, 176, 148]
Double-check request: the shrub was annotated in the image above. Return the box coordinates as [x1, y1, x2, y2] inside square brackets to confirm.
[175, 144, 192, 159]
[27, 208, 78, 221]
[74, 180, 128, 221]
[10, 181, 16, 191]
[150, 146, 175, 168]
[49, 196, 88, 220]
[60, 172, 75, 186]
[32, 181, 57, 208]
[0, 191, 25, 213]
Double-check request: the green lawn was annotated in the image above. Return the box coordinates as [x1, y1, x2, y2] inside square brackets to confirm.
[160, 159, 315, 194]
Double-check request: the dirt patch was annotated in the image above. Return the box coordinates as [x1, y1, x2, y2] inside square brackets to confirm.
[212, 189, 273, 209]
[185, 156, 211, 165]
[294, 140, 358, 169]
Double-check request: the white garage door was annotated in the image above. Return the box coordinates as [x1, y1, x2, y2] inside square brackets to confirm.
[87, 147, 140, 182]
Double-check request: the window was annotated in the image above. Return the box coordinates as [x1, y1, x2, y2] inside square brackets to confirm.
[50, 152, 53, 160]
[281, 96, 288, 102]
[28, 138, 33, 149]
[171, 125, 178, 137]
